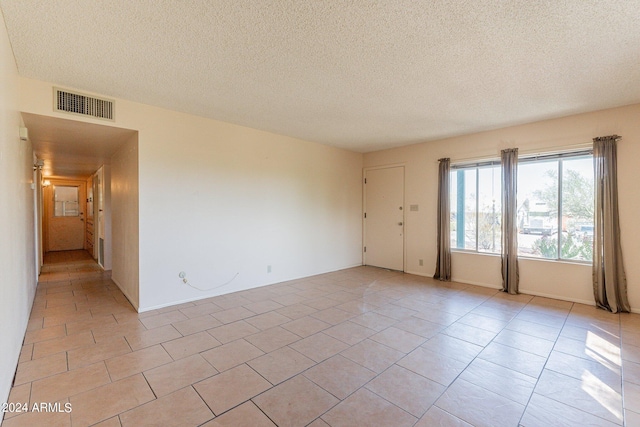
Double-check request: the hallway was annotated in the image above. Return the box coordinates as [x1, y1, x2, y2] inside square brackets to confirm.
[3, 251, 640, 426]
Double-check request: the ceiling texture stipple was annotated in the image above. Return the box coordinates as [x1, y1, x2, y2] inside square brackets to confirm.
[1, 0, 640, 153]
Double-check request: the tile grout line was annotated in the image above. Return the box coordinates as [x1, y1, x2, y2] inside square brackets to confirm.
[516, 300, 573, 426]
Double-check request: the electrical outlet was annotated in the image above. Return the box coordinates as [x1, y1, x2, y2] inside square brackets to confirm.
[267, 265, 272, 273]
[419, 259, 423, 266]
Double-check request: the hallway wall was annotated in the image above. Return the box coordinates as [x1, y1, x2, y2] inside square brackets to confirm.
[111, 134, 139, 308]
[0, 8, 37, 407]
[19, 78, 364, 312]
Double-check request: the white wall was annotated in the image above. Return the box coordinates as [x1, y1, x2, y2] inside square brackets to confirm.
[111, 134, 139, 308]
[0, 9, 37, 408]
[19, 78, 364, 311]
[134, 108, 363, 310]
[364, 103, 640, 310]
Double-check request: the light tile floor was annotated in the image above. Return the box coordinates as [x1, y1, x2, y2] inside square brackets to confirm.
[3, 250, 640, 426]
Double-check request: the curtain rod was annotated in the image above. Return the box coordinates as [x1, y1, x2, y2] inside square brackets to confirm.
[447, 141, 593, 165]
[593, 134, 621, 142]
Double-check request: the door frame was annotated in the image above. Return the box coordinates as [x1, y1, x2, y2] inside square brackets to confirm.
[95, 166, 105, 268]
[362, 163, 406, 271]
[43, 178, 87, 252]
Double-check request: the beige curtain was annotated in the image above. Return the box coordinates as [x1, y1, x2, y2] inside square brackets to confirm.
[501, 148, 519, 294]
[593, 136, 630, 313]
[434, 158, 451, 281]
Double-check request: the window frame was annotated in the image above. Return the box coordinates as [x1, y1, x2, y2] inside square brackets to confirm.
[518, 150, 593, 263]
[449, 149, 594, 264]
[450, 160, 501, 254]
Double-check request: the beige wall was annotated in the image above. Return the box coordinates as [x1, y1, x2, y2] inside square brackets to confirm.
[111, 134, 139, 308]
[19, 78, 364, 311]
[0, 9, 37, 406]
[133, 106, 363, 310]
[365, 103, 640, 311]
[17, 69, 638, 314]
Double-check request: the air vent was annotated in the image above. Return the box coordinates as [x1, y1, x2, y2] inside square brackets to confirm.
[54, 88, 114, 121]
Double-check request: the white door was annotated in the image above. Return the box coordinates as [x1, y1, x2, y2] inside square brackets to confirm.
[364, 166, 404, 271]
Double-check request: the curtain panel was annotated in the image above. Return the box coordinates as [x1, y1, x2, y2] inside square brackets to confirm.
[501, 148, 519, 294]
[593, 135, 630, 313]
[434, 158, 451, 281]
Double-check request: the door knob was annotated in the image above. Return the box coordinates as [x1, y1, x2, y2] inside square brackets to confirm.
[398, 222, 403, 226]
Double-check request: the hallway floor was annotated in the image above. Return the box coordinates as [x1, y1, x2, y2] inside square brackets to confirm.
[3, 250, 640, 426]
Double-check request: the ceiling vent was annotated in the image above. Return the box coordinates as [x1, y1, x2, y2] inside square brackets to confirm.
[54, 88, 114, 121]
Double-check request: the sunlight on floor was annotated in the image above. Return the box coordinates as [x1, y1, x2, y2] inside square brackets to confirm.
[586, 330, 622, 369]
[581, 369, 623, 422]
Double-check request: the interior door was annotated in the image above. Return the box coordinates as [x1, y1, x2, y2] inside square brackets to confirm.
[47, 182, 86, 251]
[364, 166, 404, 271]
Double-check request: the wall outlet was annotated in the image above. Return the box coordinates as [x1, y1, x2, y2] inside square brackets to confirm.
[419, 259, 424, 266]
[267, 265, 272, 273]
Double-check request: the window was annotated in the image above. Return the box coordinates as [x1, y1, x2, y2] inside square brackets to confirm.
[450, 163, 501, 253]
[53, 185, 79, 217]
[449, 150, 594, 263]
[517, 153, 593, 262]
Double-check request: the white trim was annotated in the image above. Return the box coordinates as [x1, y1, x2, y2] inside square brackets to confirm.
[448, 142, 593, 166]
[518, 143, 593, 159]
[363, 162, 406, 172]
[137, 263, 362, 313]
[518, 288, 595, 306]
[451, 277, 502, 289]
[404, 270, 433, 278]
[111, 274, 139, 311]
[136, 266, 635, 314]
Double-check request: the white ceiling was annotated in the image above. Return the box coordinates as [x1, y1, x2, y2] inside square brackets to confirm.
[2, 1, 640, 153]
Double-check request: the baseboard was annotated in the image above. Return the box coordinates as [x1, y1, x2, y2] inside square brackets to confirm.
[517, 288, 595, 306]
[451, 277, 502, 290]
[110, 275, 140, 312]
[135, 264, 637, 314]
[403, 270, 433, 278]
[138, 263, 364, 313]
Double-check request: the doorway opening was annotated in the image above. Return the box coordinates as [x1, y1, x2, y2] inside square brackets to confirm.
[25, 112, 139, 307]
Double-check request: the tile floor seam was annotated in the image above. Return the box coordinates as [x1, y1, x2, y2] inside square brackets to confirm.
[620, 317, 629, 427]
[519, 302, 627, 427]
[362, 361, 446, 421]
[430, 296, 549, 421]
[516, 303, 573, 427]
[251, 401, 279, 427]
[190, 383, 218, 422]
[191, 365, 267, 418]
[9, 252, 637, 427]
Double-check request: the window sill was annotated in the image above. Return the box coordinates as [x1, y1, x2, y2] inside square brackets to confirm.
[451, 249, 500, 257]
[517, 255, 592, 266]
[451, 250, 592, 266]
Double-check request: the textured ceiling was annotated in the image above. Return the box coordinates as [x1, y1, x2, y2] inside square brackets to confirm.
[2, 1, 640, 152]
